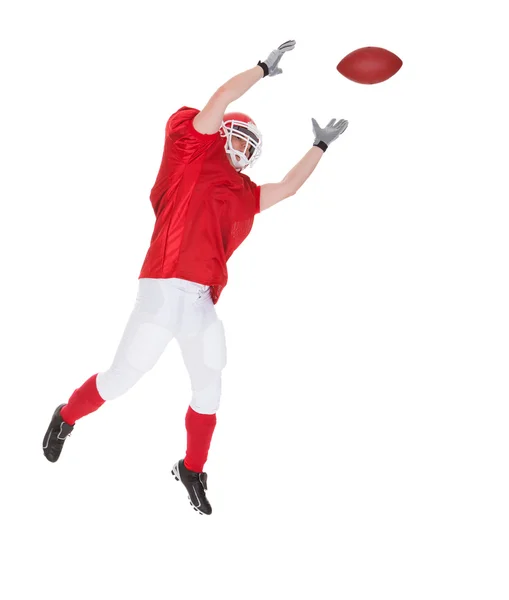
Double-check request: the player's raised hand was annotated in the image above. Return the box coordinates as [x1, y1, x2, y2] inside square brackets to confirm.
[258, 40, 296, 77]
[311, 117, 349, 151]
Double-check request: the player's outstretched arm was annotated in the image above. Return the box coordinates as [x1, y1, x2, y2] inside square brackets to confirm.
[259, 117, 348, 212]
[193, 40, 296, 135]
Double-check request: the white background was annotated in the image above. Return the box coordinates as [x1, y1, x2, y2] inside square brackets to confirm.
[1, 1, 508, 599]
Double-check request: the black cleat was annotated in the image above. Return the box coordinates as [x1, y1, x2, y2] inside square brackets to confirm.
[171, 459, 212, 515]
[43, 404, 74, 462]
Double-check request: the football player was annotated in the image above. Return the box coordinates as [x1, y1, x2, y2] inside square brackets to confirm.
[42, 40, 348, 515]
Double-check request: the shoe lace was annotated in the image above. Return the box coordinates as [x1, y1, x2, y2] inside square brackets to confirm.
[188, 471, 208, 490]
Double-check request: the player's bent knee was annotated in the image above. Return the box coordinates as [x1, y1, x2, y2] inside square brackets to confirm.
[190, 378, 221, 414]
[190, 398, 220, 415]
[203, 319, 226, 371]
[96, 365, 142, 401]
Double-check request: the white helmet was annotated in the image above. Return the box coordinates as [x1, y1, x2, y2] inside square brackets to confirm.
[220, 112, 262, 171]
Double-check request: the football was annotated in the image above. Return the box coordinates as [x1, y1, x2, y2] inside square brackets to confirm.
[337, 47, 403, 84]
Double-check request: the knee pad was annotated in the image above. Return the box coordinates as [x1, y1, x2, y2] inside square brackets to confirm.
[202, 319, 226, 371]
[191, 377, 222, 415]
[125, 322, 172, 373]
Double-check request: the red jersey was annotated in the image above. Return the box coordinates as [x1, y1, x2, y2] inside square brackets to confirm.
[139, 106, 261, 304]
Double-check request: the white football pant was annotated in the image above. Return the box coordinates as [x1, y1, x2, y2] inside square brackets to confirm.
[96, 278, 226, 415]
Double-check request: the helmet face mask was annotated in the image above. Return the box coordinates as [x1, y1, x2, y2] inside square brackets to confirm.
[221, 113, 262, 172]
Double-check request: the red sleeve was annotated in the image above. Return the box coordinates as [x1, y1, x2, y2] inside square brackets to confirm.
[165, 106, 221, 157]
[238, 172, 261, 215]
[253, 184, 261, 214]
[244, 177, 260, 215]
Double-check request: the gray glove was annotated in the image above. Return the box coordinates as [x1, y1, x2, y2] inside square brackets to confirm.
[311, 118, 349, 151]
[258, 40, 296, 77]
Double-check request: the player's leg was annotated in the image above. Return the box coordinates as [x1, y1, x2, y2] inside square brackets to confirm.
[43, 278, 185, 462]
[171, 286, 226, 515]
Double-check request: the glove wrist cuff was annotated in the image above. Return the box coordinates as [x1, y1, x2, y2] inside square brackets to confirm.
[313, 141, 328, 152]
[257, 61, 269, 77]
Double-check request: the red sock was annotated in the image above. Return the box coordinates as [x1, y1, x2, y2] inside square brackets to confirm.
[60, 373, 105, 426]
[184, 406, 217, 473]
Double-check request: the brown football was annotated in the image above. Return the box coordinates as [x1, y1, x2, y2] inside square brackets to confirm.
[337, 47, 403, 84]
